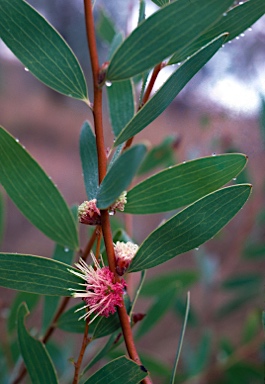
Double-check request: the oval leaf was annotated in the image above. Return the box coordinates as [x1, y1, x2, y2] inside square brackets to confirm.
[0, 127, 78, 249]
[17, 303, 58, 384]
[114, 34, 226, 145]
[83, 356, 148, 384]
[107, 0, 234, 80]
[0, 0, 88, 100]
[96, 144, 147, 209]
[169, 0, 265, 64]
[107, 79, 135, 137]
[80, 122, 99, 199]
[124, 154, 247, 214]
[129, 184, 251, 272]
[0, 253, 81, 296]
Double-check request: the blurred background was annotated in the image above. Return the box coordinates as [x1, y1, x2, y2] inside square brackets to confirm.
[0, 1, 265, 383]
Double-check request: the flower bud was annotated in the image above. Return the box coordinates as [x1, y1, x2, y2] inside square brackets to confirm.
[114, 241, 138, 276]
[78, 199, 101, 225]
[110, 191, 127, 214]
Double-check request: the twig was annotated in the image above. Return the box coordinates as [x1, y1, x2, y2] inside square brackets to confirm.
[123, 62, 163, 152]
[83, 2, 152, 382]
[72, 319, 90, 384]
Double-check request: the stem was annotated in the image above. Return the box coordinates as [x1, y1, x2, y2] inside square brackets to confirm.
[123, 62, 163, 151]
[141, 63, 163, 106]
[84, 0, 106, 184]
[83, 2, 152, 383]
[72, 320, 90, 384]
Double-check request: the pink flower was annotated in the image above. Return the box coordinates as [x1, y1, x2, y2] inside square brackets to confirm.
[114, 241, 139, 276]
[78, 199, 101, 225]
[109, 191, 127, 213]
[69, 255, 126, 322]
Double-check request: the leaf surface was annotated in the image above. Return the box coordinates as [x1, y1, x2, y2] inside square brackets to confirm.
[0, 253, 80, 296]
[114, 35, 226, 145]
[80, 122, 99, 199]
[107, 0, 234, 80]
[0, 0, 87, 100]
[169, 0, 265, 64]
[17, 303, 58, 384]
[129, 185, 251, 271]
[125, 154, 247, 214]
[97, 145, 147, 209]
[107, 79, 135, 137]
[83, 356, 148, 384]
[0, 127, 78, 249]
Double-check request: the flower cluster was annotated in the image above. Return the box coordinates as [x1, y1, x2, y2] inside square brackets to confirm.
[69, 255, 126, 322]
[78, 199, 101, 225]
[114, 241, 139, 276]
[109, 191, 127, 213]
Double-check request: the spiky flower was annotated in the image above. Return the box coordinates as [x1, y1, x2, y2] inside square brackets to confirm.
[114, 241, 139, 276]
[109, 191, 127, 213]
[68, 255, 126, 322]
[78, 199, 101, 225]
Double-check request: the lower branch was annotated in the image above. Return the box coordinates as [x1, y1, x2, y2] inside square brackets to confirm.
[73, 319, 90, 384]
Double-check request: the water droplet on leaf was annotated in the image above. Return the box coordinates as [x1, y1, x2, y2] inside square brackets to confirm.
[106, 81, 112, 87]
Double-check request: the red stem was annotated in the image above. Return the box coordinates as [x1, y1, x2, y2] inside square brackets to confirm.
[123, 63, 163, 151]
[83, 2, 152, 382]
[72, 320, 90, 384]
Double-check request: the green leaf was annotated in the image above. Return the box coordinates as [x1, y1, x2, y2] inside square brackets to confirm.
[107, 79, 135, 137]
[114, 34, 226, 145]
[83, 356, 148, 384]
[262, 311, 265, 332]
[221, 274, 263, 291]
[17, 303, 58, 384]
[125, 153, 247, 214]
[137, 136, 177, 175]
[0, 253, 81, 296]
[151, 0, 169, 6]
[243, 244, 265, 259]
[42, 241, 75, 333]
[169, 0, 265, 64]
[0, 190, 4, 246]
[97, 9, 116, 44]
[8, 292, 39, 334]
[129, 185, 251, 272]
[242, 311, 260, 344]
[97, 144, 147, 209]
[0, 127, 78, 249]
[141, 271, 198, 297]
[107, 0, 234, 80]
[137, 286, 176, 338]
[191, 332, 212, 375]
[0, 0, 87, 100]
[80, 122, 99, 200]
[138, 0, 146, 24]
[170, 292, 190, 384]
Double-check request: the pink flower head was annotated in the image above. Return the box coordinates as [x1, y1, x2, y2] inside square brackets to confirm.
[114, 241, 139, 276]
[78, 199, 101, 225]
[109, 191, 127, 213]
[68, 255, 126, 322]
